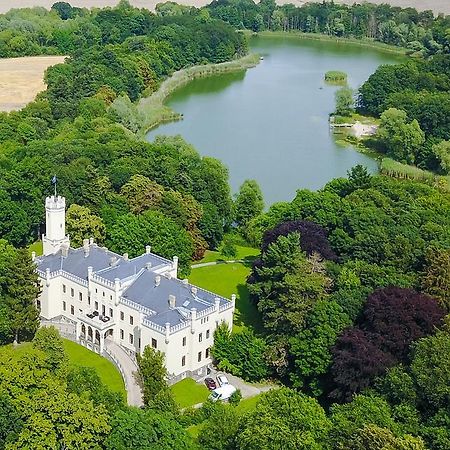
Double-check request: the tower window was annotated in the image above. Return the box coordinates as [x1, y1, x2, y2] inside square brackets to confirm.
[182, 356, 186, 367]
[120, 329, 124, 339]
[70, 288, 74, 297]
[130, 316, 134, 325]
[70, 305, 74, 315]
[152, 338, 157, 349]
[198, 351, 202, 362]
[129, 334, 134, 344]
[63, 284, 66, 293]
[63, 301, 66, 311]
[182, 336, 186, 346]
[79, 292, 82, 302]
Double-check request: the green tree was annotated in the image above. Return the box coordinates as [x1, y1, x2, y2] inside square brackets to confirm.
[377, 108, 425, 164]
[137, 346, 177, 413]
[1, 248, 40, 344]
[234, 179, 264, 228]
[32, 326, 67, 373]
[432, 140, 450, 174]
[422, 247, 450, 310]
[120, 174, 164, 214]
[236, 388, 330, 450]
[220, 236, 238, 259]
[66, 204, 106, 248]
[335, 87, 354, 116]
[198, 402, 240, 450]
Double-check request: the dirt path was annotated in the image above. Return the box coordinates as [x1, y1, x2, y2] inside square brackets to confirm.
[1, 0, 449, 15]
[0, 56, 65, 112]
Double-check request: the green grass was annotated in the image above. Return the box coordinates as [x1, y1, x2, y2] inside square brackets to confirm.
[196, 245, 260, 264]
[28, 240, 43, 256]
[236, 394, 261, 414]
[380, 158, 450, 191]
[11, 339, 126, 396]
[189, 262, 263, 333]
[170, 378, 210, 408]
[62, 339, 126, 395]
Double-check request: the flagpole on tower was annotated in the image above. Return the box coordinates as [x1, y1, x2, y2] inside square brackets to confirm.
[51, 175, 57, 197]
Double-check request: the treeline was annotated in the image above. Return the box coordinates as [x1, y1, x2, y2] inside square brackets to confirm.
[359, 54, 450, 173]
[0, 2, 250, 274]
[205, 0, 450, 55]
[212, 166, 450, 450]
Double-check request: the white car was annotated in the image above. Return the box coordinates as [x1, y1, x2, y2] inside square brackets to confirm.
[209, 384, 236, 402]
[217, 374, 229, 386]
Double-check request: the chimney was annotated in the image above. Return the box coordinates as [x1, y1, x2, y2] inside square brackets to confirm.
[83, 239, 89, 257]
[155, 275, 161, 287]
[168, 294, 176, 309]
[145, 245, 151, 254]
[89, 237, 94, 245]
[61, 244, 69, 258]
[31, 251, 36, 262]
[191, 286, 197, 296]
[166, 272, 172, 280]
[109, 256, 118, 267]
[182, 278, 188, 285]
[145, 262, 152, 271]
[123, 253, 129, 261]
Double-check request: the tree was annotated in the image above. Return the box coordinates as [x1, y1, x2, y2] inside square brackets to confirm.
[236, 388, 330, 450]
[198, 402, 240, 450]
[0, 394, 22, 449]
[106, 407, 194, 450]
[347, 164, 372, 192]
[1, 248, 40, 344]
[422, 247, 450, 311]
[51, 2, 74, 20]
[137, 346, 177, 413]
[220, 236, 237, 259]
[120, 174, 164, 214]
[377, 108, 425, 164]
[410, 330, 450, 410]
[32, 326, 67, 373]
[66, 204, 106, 247]
[289, 300, 351, 396]
[234, 180, 264, 228]
[432, 140, 450, 174]
[335, 87, 354, 116]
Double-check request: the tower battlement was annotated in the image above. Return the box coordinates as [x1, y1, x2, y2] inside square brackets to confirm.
[45, 195, 66, 210]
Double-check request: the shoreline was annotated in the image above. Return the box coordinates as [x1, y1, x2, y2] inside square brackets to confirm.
[136, 53, 260, 136]
[250, 31, 408, 56]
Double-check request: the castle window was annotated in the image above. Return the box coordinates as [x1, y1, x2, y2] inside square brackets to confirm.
[63, 301, 66, 311]
[70, 305, 74, 315]
[182, 356, 186, 367]
[120, 311, 124, 320]
[79, 292, 82, 302]
[182, 337, 186, 346]
[63, 284, 66, 293]
[88, 296, 91, 305]
[198, 351, 202, 362]
[199, 333, 203, 343]
[95, 301, 98, 311]
[130, 316, 134, 325]
[109, 308, 113, 318]
[206, 330, 210, 339]
[129, 334, 134, 344]
[102, 305, 105, 316]
[110, 295, 112, 301]
[70, 288, 74, 297]
[152, 338, 157, 349]
[205, 348, 210, 358]
[120, 329, 124, 339]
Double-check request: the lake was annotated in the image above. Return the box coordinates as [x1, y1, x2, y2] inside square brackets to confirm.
[147, 35, 404, 204]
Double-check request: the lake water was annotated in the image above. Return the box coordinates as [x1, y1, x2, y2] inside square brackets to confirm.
[147, 36, 403, 204]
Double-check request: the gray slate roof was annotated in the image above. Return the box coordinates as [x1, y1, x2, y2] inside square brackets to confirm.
[36, 245, 170, 281]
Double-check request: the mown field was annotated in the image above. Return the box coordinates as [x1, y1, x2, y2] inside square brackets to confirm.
[0, 56, 65, 112]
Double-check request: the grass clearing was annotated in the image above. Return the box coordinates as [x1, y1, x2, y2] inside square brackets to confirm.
[171, 378, 210, 408]
[197, 245, 259, 264]
[28, 240, 43, 256]
[189, 262, 263, 333]
[62, 339, 126, 395]
[0, 56, 66, 111]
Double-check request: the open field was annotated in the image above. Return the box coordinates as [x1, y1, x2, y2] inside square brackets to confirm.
[170, 378, 210, 408]
[0, 1, 448, 15]
[0, 56, 65, 112]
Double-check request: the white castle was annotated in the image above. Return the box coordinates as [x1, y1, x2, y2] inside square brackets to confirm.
[36, 195, 235, 382]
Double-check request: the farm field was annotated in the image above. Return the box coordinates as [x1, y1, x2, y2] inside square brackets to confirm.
[0, 0, 448, 15]
[0, 56, 65, 112]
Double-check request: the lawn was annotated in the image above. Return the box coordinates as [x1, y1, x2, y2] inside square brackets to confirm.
[189, 262, 263, 333]
[196, 245, 260, 265]
[12, 338, 126, 396]
[28, 240, 43, 256]
[63, 339, 126, 395]
[170, 378, 210, 408]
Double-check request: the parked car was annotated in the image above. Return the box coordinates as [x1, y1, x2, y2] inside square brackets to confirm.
[209, 384, 237, 402]
[217, 374, 229, 386]
[204, 377, 217, 390]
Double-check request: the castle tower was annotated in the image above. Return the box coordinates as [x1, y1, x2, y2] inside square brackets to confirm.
[42, 196, 70, 256]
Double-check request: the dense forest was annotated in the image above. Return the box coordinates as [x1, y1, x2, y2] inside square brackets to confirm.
[0, 1, 449, 450]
